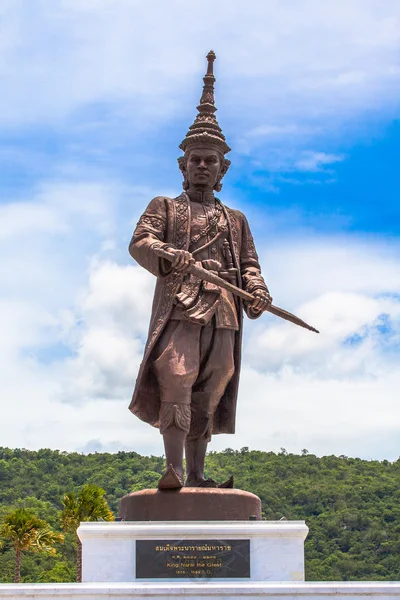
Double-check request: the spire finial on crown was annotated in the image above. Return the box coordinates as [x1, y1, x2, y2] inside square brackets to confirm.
[206, 50, 216, 75]
[179, 51, 230, 155]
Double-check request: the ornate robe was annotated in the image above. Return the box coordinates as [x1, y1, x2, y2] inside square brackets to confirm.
[128, 192, 268, 435]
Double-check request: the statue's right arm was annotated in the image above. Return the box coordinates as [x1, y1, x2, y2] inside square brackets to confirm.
[129, 196, 172, 277]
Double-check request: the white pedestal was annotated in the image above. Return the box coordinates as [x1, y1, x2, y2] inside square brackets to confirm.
[77, 521, 308, 583]
[2, 582, 400, 600]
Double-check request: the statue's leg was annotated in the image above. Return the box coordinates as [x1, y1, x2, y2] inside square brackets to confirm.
[161, 424, 188, 484]
[152, 320, 202, 488]
[184, 437, 208, 487]
[185, 326, 236, 487]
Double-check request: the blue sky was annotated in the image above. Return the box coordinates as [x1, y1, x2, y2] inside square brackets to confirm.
[0, 0, 400, 459]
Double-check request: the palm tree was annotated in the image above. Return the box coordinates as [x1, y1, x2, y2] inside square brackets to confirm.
[0, 508, 64, 583]
[61, 484, 114, 582]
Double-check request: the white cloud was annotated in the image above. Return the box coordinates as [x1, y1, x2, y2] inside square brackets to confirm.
[0, 0, 398, 137]
[260, 236, 400, 305]
[219, 367, 400, 460]
[246, 124, 319, 141]
[246, 291, 400, 376]
[60, 260, 154, 403]
[245, 149, 345, 176]
[294, 151, 344, 172]
[0, 175, 162, 454]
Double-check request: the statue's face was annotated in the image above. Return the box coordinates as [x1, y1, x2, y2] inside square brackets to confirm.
[186, 147, 222, 189]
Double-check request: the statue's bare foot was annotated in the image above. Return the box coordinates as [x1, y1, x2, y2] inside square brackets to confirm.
[158, 464, 184, 490]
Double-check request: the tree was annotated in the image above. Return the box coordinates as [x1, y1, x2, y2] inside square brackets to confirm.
[1, 447, 400, 582]
[61, 484, 114, 582]
[0, 508, 63, 583]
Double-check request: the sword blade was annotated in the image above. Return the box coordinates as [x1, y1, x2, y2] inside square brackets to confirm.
[157, 248, 320, 333]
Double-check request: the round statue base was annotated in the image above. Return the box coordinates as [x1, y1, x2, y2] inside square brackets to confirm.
[119, 488, 261, 521]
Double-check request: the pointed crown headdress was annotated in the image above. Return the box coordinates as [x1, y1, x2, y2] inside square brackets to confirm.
[179, 50, 231, 155]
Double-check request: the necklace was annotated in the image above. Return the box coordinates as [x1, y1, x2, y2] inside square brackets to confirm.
[190, 200, 225, 245]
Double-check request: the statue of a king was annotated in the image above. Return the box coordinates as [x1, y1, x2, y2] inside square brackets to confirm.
[128, 51, 272, 490]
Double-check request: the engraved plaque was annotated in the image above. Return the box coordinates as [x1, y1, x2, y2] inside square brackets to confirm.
[136, 539, 250, 579]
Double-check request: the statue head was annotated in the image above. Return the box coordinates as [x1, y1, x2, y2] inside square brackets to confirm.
[178, 51, 231, 193]
[178, 147, 230, 192]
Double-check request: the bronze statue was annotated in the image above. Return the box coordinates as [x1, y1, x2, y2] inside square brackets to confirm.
[128, 51, 317, 490]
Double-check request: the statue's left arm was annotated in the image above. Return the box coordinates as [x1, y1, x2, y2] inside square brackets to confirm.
[239, 213, 271, 320]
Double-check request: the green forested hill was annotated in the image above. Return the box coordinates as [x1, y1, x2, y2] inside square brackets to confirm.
[0, 446, 399, 582]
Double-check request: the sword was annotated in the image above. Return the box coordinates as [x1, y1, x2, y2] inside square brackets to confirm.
[156, 248, 319, 334]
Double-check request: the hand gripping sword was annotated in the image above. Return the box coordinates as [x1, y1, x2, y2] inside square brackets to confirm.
[156, 248, 319, 334]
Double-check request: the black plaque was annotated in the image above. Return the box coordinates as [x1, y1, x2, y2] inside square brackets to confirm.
[136, 539, 250, 579]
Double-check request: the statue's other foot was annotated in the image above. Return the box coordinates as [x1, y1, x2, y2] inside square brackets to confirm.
[158, 464, 184, 490]
[185, 476, 218, 488]
[197, 478, 218, 488]
[185, 476, 206, 487]
[218, 475, 234, 489]
[184, 475, 234, 488]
